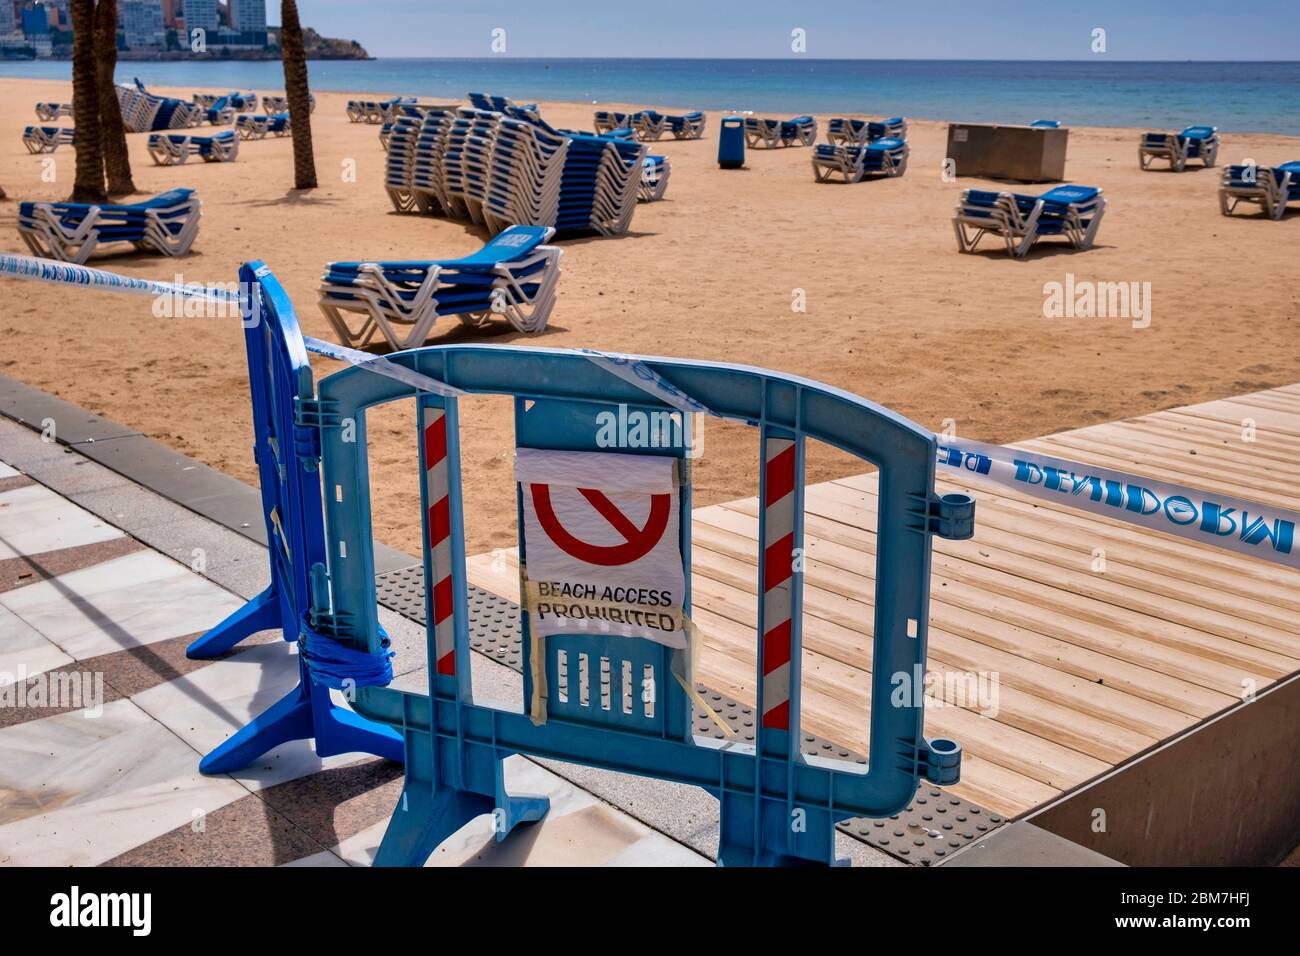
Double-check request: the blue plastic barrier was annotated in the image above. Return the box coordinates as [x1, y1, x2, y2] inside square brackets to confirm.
[718, 115, 745, 169]
[187, 262, 402, 773]
[313, 345, 966, 866]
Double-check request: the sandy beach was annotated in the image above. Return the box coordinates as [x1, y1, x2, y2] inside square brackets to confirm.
[2, 76, 1298, 556]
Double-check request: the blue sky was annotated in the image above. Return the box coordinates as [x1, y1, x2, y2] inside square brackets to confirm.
[299, 1, 1300, 60]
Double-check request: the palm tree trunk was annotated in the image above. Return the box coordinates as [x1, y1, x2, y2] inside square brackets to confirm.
[280, 1, 317, 189]
[69, 0, 106, 203]
[94, 0, 135, 196]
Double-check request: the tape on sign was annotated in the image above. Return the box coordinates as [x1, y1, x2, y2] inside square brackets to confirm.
[937, 435, 1300, 571]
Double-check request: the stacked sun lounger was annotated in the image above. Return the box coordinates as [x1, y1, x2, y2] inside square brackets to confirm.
[1219, 162, 1300, 220]
[1030, 119, 1061, 128]
[22, 125, 75, 153]
[193, 91, 255, 110]
[201, 95, 236, 126]
[1138, 125, 1220, 171]
[318, 224, 563, 347]
[639, 155, 671, 201]
[744, 115, 817, 148]
[347, 99, 382, 123]
[262, 93, 313, 115]
[116, 84, 205, 132]
[826, 116, 907, 144]
[952, 184, 1106, 258]
[406, 109, 457, 215]
[811, 137, 909, 183]
[594, 110, 630, 134]
[665, 112, 705, 139]
[385, 96, 646, 236]
[35, 102, 73, 121]
[236, 113, 291, 139]
[383, 111, 427, 212]
[17, 188, 201, 264]
[468, 91, 537, 113]
[147, 131, 239, 165]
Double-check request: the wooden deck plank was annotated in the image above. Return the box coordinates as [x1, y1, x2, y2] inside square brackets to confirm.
[465, 384, 1300, 822]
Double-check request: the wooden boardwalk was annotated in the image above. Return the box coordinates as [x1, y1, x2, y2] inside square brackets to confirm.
[468, 384, 1300, 819]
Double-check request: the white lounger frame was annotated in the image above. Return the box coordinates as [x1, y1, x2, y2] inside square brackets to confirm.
[1219, 166, 1295, 220]
[952, 190, 1107, 258]
[19, 197, 202, 264]
[318, 246, 563, 348]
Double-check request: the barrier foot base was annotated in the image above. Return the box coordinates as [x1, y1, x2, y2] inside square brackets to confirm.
[198, 676, 403, 775]
[717, 842, 844, 867]
[314, 699, 404, 764]
[186, 585, 280, 659]
[372, 781, 551, 867]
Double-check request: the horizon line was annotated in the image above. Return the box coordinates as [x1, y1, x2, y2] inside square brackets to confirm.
[362, 55, 1300, 64]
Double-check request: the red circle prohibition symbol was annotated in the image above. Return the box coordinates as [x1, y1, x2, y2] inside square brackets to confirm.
[530, 484, 671, 567]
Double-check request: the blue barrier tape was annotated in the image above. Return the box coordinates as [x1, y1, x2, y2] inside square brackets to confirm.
[303, 336, 465, 398]
[938, 436, 1300, 571]
[0, 252, 240, 303]
[300, 628, 395, 689]
[5, 253, 1295, 572]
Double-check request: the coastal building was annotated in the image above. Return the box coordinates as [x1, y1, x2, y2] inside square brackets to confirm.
[181, 0, 216, 34]
[120, 0, 165, 49]
[18, 2, 51, 56]
[228, 0, 264, 34]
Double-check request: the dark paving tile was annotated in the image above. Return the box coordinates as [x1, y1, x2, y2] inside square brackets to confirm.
[0, 475, 34, 494]
[0, 536, 144, 594]
[257, 757, 405, 850]
[101, 790, 329, 867]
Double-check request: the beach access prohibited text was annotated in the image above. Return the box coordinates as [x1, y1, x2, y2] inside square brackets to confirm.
[516, 448, 687, 648]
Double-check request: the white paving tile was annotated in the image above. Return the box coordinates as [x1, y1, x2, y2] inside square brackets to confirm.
[333, 755, 708, 867]
[0, 604, 75, 679]
[280, 850, 349, 867]
[0, 483, 123, 560]
[131, 639, 365, 792]
[0, 697, 249, 866]
[0, 550, 243, 662]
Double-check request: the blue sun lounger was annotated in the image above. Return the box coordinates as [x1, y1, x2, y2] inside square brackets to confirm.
[195, 90, 257, 112]
[953, 184, 1106, 258]
[236, 112, 291, 139]
[34, 101, 72, 121]
[812, 137, 909, 183]
[665, 111, 705, 139]
[1029, 119, 1061, 129]
[746, 115, 817, 148]
[1139, 125, 1219, 171]
[593, 110, 630, 134]
[202, 95, 235, 126]
[147, 130, 239, 165]
[318, 224, 563, 347]
[1219, 161, 1300, 220]
[826, 116, 906, 144]
[628, 110, 667, 141]
[116, 83, 205, 132]
[469, 91, 538, 113]
[639, 154, 671, 201]
[18, 188, 202, 263]
[22, 125, 75, 153]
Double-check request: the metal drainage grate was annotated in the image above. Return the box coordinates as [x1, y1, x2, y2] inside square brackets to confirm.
[373, 563, 1003, 865]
